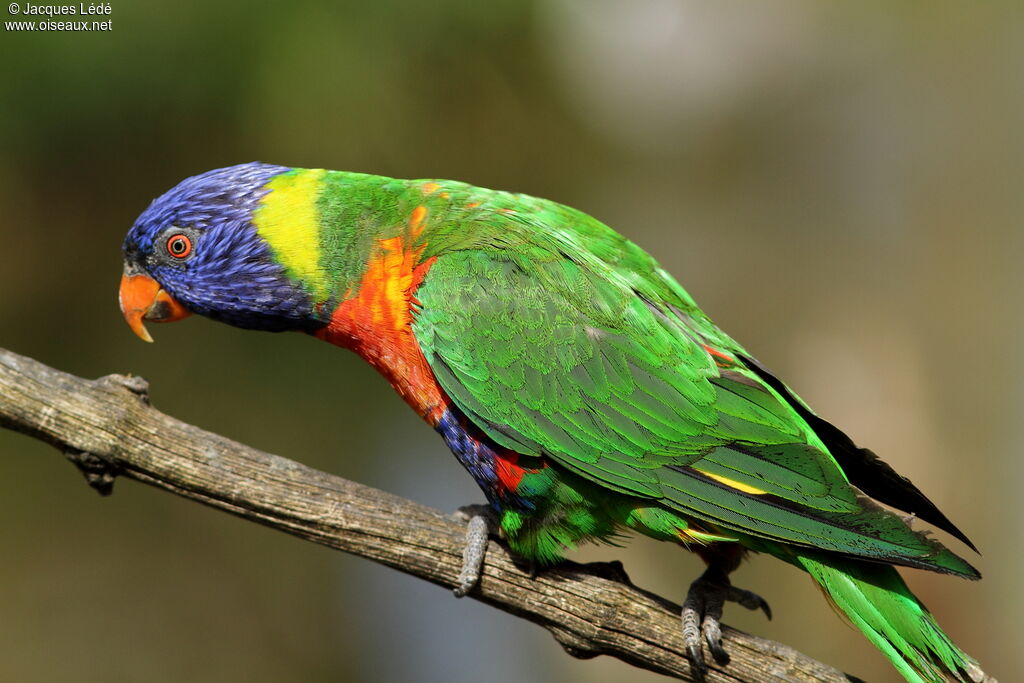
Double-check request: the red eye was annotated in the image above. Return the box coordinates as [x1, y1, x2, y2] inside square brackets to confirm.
[166, 233, 192, 259]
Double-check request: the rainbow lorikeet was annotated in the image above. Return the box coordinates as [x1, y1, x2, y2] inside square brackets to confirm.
[119, 163, 989, 683]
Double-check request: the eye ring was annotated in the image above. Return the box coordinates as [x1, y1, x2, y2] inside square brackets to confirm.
[166, 233, 193, 259]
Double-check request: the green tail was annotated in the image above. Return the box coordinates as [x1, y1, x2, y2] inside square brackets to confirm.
[791, 552, 985, 683]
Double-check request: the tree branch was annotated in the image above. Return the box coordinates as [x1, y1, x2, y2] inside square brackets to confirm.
[0, 347, 859, 683]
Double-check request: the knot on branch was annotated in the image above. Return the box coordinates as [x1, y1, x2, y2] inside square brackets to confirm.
[549, 626, 602, 660]
[64, 448, 120, 496]
[96, 373, 151, 405]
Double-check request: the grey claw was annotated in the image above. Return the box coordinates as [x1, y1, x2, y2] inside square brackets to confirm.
[687, 643, 705, 674]
[681, 592, 707, 673]
[704, 621, 730, 665]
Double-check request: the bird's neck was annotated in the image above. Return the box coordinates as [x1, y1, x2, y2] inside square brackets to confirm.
[312, 235, 448, 424]
[296, 170, 466, 424]
[255, 167, 506, 423]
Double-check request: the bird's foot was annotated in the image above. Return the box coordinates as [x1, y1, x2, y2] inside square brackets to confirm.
[451, 504, 499, 598]
[681, 567, 771, 672]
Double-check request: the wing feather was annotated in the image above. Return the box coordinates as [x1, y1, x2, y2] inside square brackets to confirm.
[413, 237, 973, 572]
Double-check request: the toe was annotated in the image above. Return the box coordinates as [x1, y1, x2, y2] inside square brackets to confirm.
[702, 614, 730, 665]
[699, 587, 729, 665]
[686, 642, 705, 673]
[727, 586, 773, 620]
[453, 509, 494, 598]
[681, 597, 706, 672]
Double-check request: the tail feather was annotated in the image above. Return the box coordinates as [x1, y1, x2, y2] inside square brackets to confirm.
[792, 552, 988, 683]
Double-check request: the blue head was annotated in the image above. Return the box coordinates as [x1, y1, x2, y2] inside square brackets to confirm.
[120, 162, 324, 340]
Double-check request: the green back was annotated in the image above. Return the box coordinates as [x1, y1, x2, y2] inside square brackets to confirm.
[410, 190, 976, 576]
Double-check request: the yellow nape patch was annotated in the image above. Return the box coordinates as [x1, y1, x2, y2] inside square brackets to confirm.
[252, 168, 328, 299]
[693, 469, 768, 495]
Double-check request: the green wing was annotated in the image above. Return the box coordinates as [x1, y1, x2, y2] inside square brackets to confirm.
[413, 214, 975, 576]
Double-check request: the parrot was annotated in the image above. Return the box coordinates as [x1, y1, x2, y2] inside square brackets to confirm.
[118, 162, 989, 683]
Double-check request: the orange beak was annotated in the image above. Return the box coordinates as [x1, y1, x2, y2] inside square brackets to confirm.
[118, 270, 191, 343]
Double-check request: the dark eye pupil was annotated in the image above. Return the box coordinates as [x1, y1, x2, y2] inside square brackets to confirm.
[171, 239, 184, 253]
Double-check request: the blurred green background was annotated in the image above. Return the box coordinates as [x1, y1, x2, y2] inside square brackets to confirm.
[1, 1, 1019, 681]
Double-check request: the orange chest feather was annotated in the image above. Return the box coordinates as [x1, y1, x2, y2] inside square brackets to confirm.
[314, 218, 447, 424]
